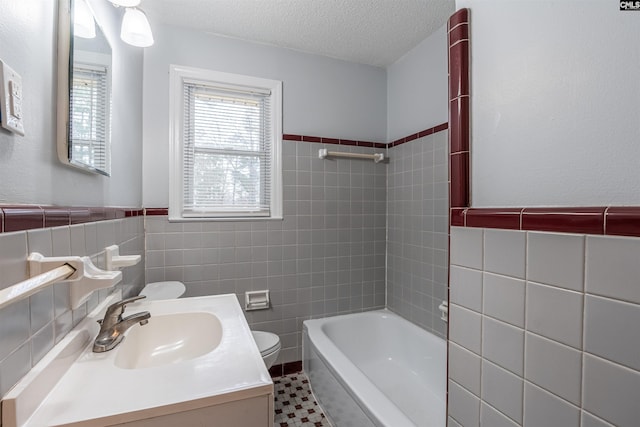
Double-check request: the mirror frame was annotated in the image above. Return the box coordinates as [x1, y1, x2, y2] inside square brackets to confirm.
[56, 0, 111, 176]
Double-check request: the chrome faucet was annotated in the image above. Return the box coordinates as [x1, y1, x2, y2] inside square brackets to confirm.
[93, 295, 151, 353]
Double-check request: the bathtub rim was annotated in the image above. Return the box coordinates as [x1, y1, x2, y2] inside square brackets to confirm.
[303, 309, 446, 427]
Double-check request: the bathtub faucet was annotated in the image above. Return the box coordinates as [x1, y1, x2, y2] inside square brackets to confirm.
[93, 295, 150, 353]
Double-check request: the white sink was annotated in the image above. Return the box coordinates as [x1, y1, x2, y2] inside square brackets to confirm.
[114, 312, 223, 369]
[2, 293, 273, 427]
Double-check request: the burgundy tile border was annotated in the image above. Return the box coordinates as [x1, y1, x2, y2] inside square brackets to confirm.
[43, 207, 71, 228]
[450, 152, 469, 208]
[448, 8, 469, 31]
[145, 208, 169, 216]
[448, 9, 470, 212]
[125, 209, 143, 217]
[466, 208, 523, 230]
[450, 97, 470, 154]
[522, 207, 606, 235]
[451, 208, 466, 226]
[449, 41, 470, 99]
[283, 125, 448, 151]
[389, 123, 449, 148]
[605, 207, 640, 237]
[282, 134, 303, 141]
[283, 360, 303, 375]
[268, 364, 283, 378]
[268, 360, 303, 378]
[70, 207, 92, 224]
[303, 135, 322, 143]
[283, 133, 388, 148]
[0, 206, 143, 233]
[448, 23, 469, 46]
[2, 206, 45, 232]
[450, 207, 640, 237]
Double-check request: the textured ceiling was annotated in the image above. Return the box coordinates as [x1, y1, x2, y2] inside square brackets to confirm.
[142, 0, 455, 67]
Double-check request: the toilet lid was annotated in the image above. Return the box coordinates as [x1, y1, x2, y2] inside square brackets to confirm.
[252, 331, 280, 355]
[140, 281, 186, 300]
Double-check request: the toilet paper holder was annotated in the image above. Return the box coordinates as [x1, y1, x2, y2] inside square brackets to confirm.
[245, 290, 270, 311]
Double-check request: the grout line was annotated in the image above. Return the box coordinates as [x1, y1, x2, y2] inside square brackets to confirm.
[449, 39, 469, 50]
[522, 229, 529, 426]
[580, 229, 588, 412]
[448, 22, 469, 34]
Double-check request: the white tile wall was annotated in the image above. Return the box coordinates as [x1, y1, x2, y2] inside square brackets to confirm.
[450, 266, 482, 312]
[524, 332, 582, 405]
[526, 282, 583, 349]
[527, 231, 585, 291]
[0, 217, 145, 398]
[523, 382, 580, 427]
[482, 360, 523, 423]
[584, 295, 640, 371]
[483, 272, 525, 328]
[482, 316, 524, 376]
[484, 229, 526, 278]
[581, 412, 616, 427]
[480, 403, 519, 427]
[449, 380, 481, 426]
[586, 235, 640, 304]
[449, 342, 482, 395]
[450, 227, 483, 270]
[449, 226, 640, 427]
[582, 354, 640, 427]
[449, 304, 482, 354]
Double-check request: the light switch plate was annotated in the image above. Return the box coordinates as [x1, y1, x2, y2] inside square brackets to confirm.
[0, 59, 25, 136]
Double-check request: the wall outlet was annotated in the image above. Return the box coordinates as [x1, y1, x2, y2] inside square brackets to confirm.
[0, 59, 25, 136]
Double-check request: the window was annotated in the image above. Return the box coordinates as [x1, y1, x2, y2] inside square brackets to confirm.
[169, 66, 282, 220]
[71, 61, 110, 172]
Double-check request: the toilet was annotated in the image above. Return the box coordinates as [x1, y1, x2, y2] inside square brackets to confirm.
[250, 330, 281, 369]
[139, 281, 186, 300]
[139, 281, 281, 369]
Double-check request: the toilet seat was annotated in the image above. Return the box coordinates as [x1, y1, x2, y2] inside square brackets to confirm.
[140, 281, 186, 300]
[252, 331, 281, 356]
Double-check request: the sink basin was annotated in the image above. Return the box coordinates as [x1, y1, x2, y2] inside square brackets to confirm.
[114, 312, 222, 369]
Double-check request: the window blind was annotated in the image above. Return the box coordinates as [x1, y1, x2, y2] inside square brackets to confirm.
[70, 64, 108, 171]
[182, 81, 273, 217]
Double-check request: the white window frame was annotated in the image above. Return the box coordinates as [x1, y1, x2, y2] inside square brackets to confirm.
[71, 50, 112, 174]
[169, 65, 283, 221]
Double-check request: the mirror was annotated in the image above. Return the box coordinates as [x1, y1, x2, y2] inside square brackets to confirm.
[57, 0, 112, 176]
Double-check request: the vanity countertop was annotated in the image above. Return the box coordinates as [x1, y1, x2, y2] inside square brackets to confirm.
[2, 294, 273, 427]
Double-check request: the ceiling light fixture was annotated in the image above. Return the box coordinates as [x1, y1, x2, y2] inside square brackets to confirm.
[120, 7, 154, 47]
[108, 0, 141, 7]
[74, 0, 96, 39]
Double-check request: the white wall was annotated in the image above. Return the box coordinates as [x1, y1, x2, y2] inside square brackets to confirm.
[0, 0, 143, 207]
[387, 25, 449, 142]
[142, 24, 387, 207]
[456, 0, 640, 207]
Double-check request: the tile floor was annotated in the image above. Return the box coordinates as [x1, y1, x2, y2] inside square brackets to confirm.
[273, 373, 331, 427]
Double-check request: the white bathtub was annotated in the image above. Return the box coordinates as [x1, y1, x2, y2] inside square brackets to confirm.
[303, 310, 446, 427]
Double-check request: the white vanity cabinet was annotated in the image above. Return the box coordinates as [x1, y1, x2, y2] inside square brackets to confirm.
[119, 394, 274, 427]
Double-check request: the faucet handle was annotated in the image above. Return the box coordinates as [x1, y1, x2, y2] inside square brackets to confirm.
[104, 295, 147, 321]
[119, 295, 147, 306]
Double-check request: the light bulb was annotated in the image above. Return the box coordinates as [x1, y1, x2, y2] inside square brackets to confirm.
[74, 0, 96, 39]
[120, 8, 154, 47]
